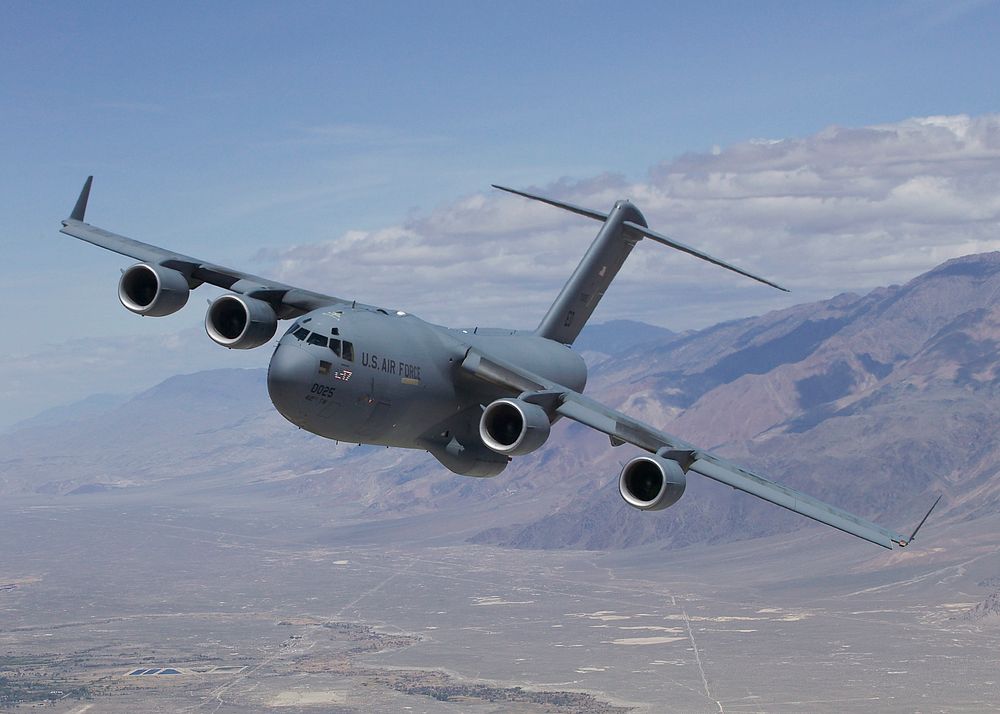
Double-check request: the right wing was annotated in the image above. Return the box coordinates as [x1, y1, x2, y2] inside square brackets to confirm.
[462, 348, 936, 550]
[555, 389, 908, 549]
[60, 177, 346, 317]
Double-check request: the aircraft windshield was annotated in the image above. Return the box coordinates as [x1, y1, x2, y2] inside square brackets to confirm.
[289, 325, 353, 361]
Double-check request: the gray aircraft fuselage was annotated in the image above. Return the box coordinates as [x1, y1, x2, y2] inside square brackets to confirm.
[267, 306, 586, 470]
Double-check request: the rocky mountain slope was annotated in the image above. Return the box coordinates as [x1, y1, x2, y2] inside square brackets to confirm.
[4, 252, 1000, 550]
[477, 251, 1000, 548]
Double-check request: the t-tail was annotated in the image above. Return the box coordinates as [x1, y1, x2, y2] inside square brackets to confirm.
[493, 185, 789, 346]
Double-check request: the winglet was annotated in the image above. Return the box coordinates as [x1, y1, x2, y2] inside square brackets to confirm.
[69, 176, 93, 222]
[897, 494, 942, 547]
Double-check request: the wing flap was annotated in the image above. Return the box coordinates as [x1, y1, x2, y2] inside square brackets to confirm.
[61, 190, 345, 315]
[461, 347, 908, 549]
[687, 458, 897, 549]
[62, 219, 183, 266]
[560, 391, 904, 548]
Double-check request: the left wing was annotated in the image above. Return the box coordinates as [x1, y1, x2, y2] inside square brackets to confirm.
[60, 177, 345, 317]
[461, 348, 929, 550]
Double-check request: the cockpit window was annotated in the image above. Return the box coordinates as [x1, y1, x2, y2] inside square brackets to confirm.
[293, 326, 351, 360]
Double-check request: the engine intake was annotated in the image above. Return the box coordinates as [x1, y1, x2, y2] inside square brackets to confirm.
[479, 398, 551, 456]
[205, 294, 277, 349]
[619, 454, 687, 511]
[118, 263, 190, 316]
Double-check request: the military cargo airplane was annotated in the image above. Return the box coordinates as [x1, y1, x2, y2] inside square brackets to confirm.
[61, 177, 939, 549]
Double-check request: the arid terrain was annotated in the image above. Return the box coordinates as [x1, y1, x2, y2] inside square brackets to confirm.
[3, 496, 1000, 712]
[4, 253, 1000, 711]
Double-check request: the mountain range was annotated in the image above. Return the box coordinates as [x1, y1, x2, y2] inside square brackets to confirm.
[4, 252, 1000, 551]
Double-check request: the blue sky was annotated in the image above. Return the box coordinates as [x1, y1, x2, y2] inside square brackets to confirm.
[3, 1, 1000, 426]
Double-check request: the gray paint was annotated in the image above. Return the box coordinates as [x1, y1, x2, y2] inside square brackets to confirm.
[58, 177, 932, 550]
[535, 199, 646, 345]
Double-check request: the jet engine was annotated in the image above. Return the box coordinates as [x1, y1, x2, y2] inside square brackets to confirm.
[619, 454, 687, 511]
[205, 294, 277, 349]
[118, 263, 190, 316]
[479, 398, 551, 456]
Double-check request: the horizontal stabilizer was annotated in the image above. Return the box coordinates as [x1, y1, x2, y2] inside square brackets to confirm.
[622, 221, 789, 292]
[491, 185, 608, 222]
[493, 184, 787, 293]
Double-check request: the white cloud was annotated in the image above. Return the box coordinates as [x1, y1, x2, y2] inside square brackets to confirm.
[261, 113, 1000, 329]
[12, 113, 1000, 428]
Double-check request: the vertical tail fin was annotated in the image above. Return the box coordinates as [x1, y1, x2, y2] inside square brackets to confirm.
[492, 185, 787, 346]
[535, 197, 647, 345]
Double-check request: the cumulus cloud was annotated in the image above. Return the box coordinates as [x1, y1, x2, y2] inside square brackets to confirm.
[15, 114, 1000, 427]
[260, 114, 1000, 331]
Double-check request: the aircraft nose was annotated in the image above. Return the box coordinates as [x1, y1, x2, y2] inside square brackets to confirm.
[267, 342, 316, 426]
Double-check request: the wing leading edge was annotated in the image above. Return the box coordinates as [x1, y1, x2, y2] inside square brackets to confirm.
[461, 348, 926, 550]
[60, 177, 346, 317]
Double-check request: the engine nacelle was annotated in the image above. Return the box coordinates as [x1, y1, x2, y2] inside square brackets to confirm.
[619, 454, 687, 511]
[205, 294, 277, 349]
[479, 398, 551, 456]
[118, 263, 190, 316]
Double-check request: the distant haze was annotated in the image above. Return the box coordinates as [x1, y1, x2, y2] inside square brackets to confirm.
[7, 114, 1000, 429]
[6, 251, 999, 552]
[262, 114, 1000, 331]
